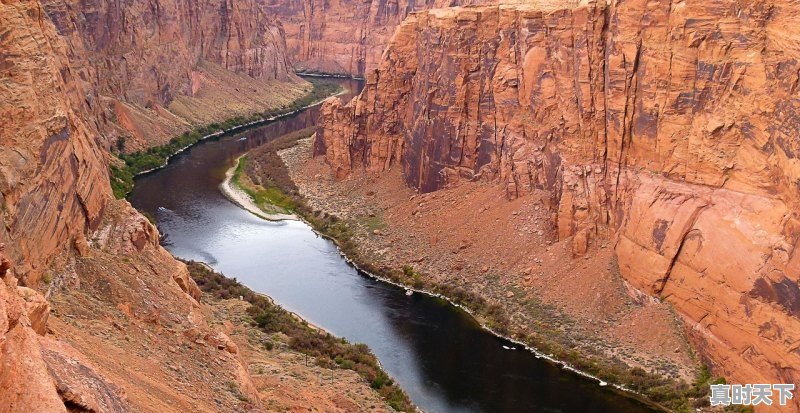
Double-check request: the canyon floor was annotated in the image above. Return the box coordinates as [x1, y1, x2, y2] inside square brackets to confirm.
[281, 137, 699, 389]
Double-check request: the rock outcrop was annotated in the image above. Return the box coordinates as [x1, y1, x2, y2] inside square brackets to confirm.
[1, 0, 110, 286]
[317, 0, 800, 394]
[0, 240, 129, 412]
[1, 244, 75, 412]
[41, 0, 309, 150]
[261, 0, 495, 76]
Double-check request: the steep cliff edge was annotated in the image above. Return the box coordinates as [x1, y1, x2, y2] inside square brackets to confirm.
[1, 2, 161, 408]
[261, 0, 498, 76]
[41, 0, 310, 151]
[1, 0, 110, 287]
[317, 0, 800, 395]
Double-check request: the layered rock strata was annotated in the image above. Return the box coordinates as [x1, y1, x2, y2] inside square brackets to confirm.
[260, 0, 498, 76]
[317, 0, 800, 393]
[41, 0, 309, 150]
[1, 0, 110, 286]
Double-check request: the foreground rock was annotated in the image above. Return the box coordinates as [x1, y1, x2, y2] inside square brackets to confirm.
[316, 0, 800, 405]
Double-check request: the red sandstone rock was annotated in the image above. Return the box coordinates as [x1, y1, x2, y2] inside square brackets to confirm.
[16, 287, 50, 336]
[261, 0, 492, 76]
[317, 0, 800, 395]
[205, 331, 240, 354]
[0, 0, 109, 286]
[41, 0, 309, 149]
[38, 337, 129, 412]
[0, 244, 68, 411]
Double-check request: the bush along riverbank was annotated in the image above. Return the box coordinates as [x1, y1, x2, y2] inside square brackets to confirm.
[109, 79, 341, 199]
[232, 127, 315, 216]
[185, 261, 415, 412]
[237, 134, 734, 413]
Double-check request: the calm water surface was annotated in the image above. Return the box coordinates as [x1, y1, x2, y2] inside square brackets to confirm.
[129, 78, 656, 413]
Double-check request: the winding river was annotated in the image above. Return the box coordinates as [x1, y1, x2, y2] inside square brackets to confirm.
[129, 78, 657, 413]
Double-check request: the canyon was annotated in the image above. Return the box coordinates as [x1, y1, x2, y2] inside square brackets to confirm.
[41, 0, 310, 151]
[3, 0, 799, 409]
[315, 0, 800, 407]
[261, 0, 498, 76]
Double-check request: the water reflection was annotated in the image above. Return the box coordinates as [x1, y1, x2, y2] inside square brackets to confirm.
[129, 78, 656, 413]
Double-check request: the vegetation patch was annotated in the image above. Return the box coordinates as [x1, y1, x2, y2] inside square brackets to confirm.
[234, 126, 318, 214]
[109, 79, 341, 199]
[231, 157, 296, 214]
[186, 261, 415, 412]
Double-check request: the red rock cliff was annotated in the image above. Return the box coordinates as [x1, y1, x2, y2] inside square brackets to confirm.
[41, 0, 309, 150]
[260, 0, 494, 76]
[1, 0, 144, 409]
[317, 1, 800, 392]
[1, 0, 110, 286]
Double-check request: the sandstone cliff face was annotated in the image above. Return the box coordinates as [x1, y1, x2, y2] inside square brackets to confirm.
[0, 0, 302, 410]
[317, 0, 800, 392]
[261, 0, 495, 76]
[1, 0, 109, 286]
[41, 0, 309, 150]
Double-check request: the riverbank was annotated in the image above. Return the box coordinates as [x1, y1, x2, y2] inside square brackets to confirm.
[295, 71, 365, 80]
[185, 261, 416, 412]
[110, 78, 342, 199]
[115, 76, 414, 410]
[224, 126, 323, 222]
[230, 135, 725, 412]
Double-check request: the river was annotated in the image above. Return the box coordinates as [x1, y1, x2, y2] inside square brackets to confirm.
[129, 78, 657, 413]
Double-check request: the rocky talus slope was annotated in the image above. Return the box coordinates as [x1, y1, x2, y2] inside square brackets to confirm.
[41, 0, 310, 151]
[260, 0, 499, 76]
[316, 0, 800, 397]
[1, 0, 395, 411]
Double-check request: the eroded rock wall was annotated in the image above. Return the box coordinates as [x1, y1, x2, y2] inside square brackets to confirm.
[317, 1, 800, 390]
[1, 0, 110, 285]
[41, 0, 309, 150]
[261, 0, 497, 76]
